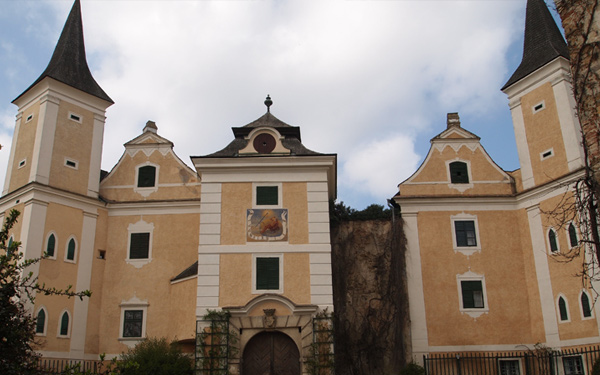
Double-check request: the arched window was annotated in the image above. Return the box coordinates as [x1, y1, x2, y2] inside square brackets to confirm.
[568, 223, 578, 248]
[46, 234, 56, 258]
[66, 238, 76, 261]
[59, 311, 70, 337]
[548, 229, 558, 253]
[449, 161, 469, 184]
[558, 296, 569, 321]
[36, 308, 46, 335]
[581, 292, 592, 318]
[137, 165, 156, 188]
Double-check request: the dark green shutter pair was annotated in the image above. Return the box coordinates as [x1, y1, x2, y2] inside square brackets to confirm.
[130, 233, 150, 259]
[450, 162, 469, 184]
[256, 186, 278, 205]
[256, 257, 279, 290]
[138, 166, 156, 188]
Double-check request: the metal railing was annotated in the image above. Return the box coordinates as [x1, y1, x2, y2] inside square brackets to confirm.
[37, 358, 102, 374]
[423, 345, 600, 375]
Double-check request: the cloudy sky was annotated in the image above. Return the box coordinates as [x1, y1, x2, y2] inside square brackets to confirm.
[0, 0, 563, 209]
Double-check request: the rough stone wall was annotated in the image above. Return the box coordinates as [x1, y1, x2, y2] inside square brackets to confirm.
[331, 218, 410, 374]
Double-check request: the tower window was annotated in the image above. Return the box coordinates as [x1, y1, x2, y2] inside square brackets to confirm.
[540, 148, 554, 160]
[25, 114, 33, 123]
[455, 220, 477, 247]
[449, 161, 469, 184]
[65, 159, 78, 169]
[533, 101, 545, 113]
[18, 159, 26, 169]
[69, 112, 82, 123]
[129, 233, 150, 259]
[256, 257, 280, 290]
[461, 280, 485, 309]
[256, 186, 278, 206]
[123, 310, 144, 338]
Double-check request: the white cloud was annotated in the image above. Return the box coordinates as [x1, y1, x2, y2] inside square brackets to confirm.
[0, 0, 527, 209]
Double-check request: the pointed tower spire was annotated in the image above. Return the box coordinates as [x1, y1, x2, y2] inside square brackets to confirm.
[13, 0, 113, 103]
[502, 0, 569, 90]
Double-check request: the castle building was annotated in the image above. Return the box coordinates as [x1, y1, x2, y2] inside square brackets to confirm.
[395, 0, 600, 372]
[1, 1, 336, 373]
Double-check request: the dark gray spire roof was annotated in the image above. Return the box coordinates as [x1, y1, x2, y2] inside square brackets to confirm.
[13, 0, 113, 104]
[502, 0, 569, 90]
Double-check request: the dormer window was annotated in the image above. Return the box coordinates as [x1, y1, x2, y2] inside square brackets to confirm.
[450, 161, 469, 184]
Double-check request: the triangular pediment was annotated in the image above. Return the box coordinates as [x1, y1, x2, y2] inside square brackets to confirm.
[434, 126, 480, 142]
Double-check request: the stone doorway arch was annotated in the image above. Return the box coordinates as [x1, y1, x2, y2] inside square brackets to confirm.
[242, 331, 300, 375]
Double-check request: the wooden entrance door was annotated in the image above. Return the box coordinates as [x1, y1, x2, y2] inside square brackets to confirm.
[242, 331, 300, 375]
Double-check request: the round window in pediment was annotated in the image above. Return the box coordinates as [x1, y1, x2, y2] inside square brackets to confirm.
[253, 133, 276, 154]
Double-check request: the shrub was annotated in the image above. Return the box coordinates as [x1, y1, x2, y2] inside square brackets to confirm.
[400, 362, 426, 375]
[592, 356, 600, 375]
[118, 337, 192, 375]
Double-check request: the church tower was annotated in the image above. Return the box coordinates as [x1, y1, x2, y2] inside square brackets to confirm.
[502, 0, 583, 189]
[4, 0, 113, 198]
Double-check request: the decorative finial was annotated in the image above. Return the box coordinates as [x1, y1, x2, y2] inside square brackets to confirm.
[264, 95, 273, 113]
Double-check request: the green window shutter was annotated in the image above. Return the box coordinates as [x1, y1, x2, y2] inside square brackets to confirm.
[582, 293, 592, 318]
[130, 233, 150, 259]
[47, 234, 56, 257]
[36, 310, 45, 334]
[60, 312, 69, 336]
[568, 223, 578, 247]
[455, 221, 477, 247]
[461, 280, 483, 309]
[559, 297, 568, 321]
[549, 230, 558, 252]
[138, 166, 156, 188]
[256, 186, 278, 205]
[67, 239, 75, 260]
[256, 257, 279, 290]
[450, 162, 469, 183]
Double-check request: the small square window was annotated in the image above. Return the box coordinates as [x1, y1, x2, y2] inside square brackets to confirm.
[461, 280, 485, 309]
[455, 220, 477, 247]
[256, 186, 278, 206]
[563, 356, 584, 375]
[137, 166, 156, 188]
[129, 233, 150, 259]
[499, 359, 521, 375]
[123, 310, 144, 338]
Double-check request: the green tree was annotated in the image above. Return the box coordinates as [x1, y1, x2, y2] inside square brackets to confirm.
[0, 209, 90, 375]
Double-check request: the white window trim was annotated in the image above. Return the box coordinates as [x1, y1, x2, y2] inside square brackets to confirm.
[498, 358, 523, 375]
[253, 182, 283, 208]
[68, 112, 82, 123]
[450, 213, 482, 256]
[532, 100, 546, 114]
[64, 157, 79, 170]
[134, 162, 159, 197]
[18, 159, 26, 169]
[35, 306, 48, 336]
[579, 289, 594, 320]
[540, 148, 554, 160]
[252, 254, 284, 294]
[119, 295, 148, 348]
[44, 231, 57, 260]
[57, 309, 71, 338]
[566, 221, 579, 249]
[126, 220, 154, 269]
[64, 236, 77, 263]
[446, 159, 473, 193]
[547, 227, 560, 254]
[456, 270, 489, 319]
[557, 294, 571, 323]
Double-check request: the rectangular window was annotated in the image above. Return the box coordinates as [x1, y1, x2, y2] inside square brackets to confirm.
[256, 186, 278, 206]
[455, 220, 477, 247]
[122, 310, 144, 338]
[499, 360, 520, 375]
[129, 233, 150, 259]
[256, 257, 280, 290]
[449, 161, 469, 184]
[563, 356, 584, 375]
[461, 280, 484, 309]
